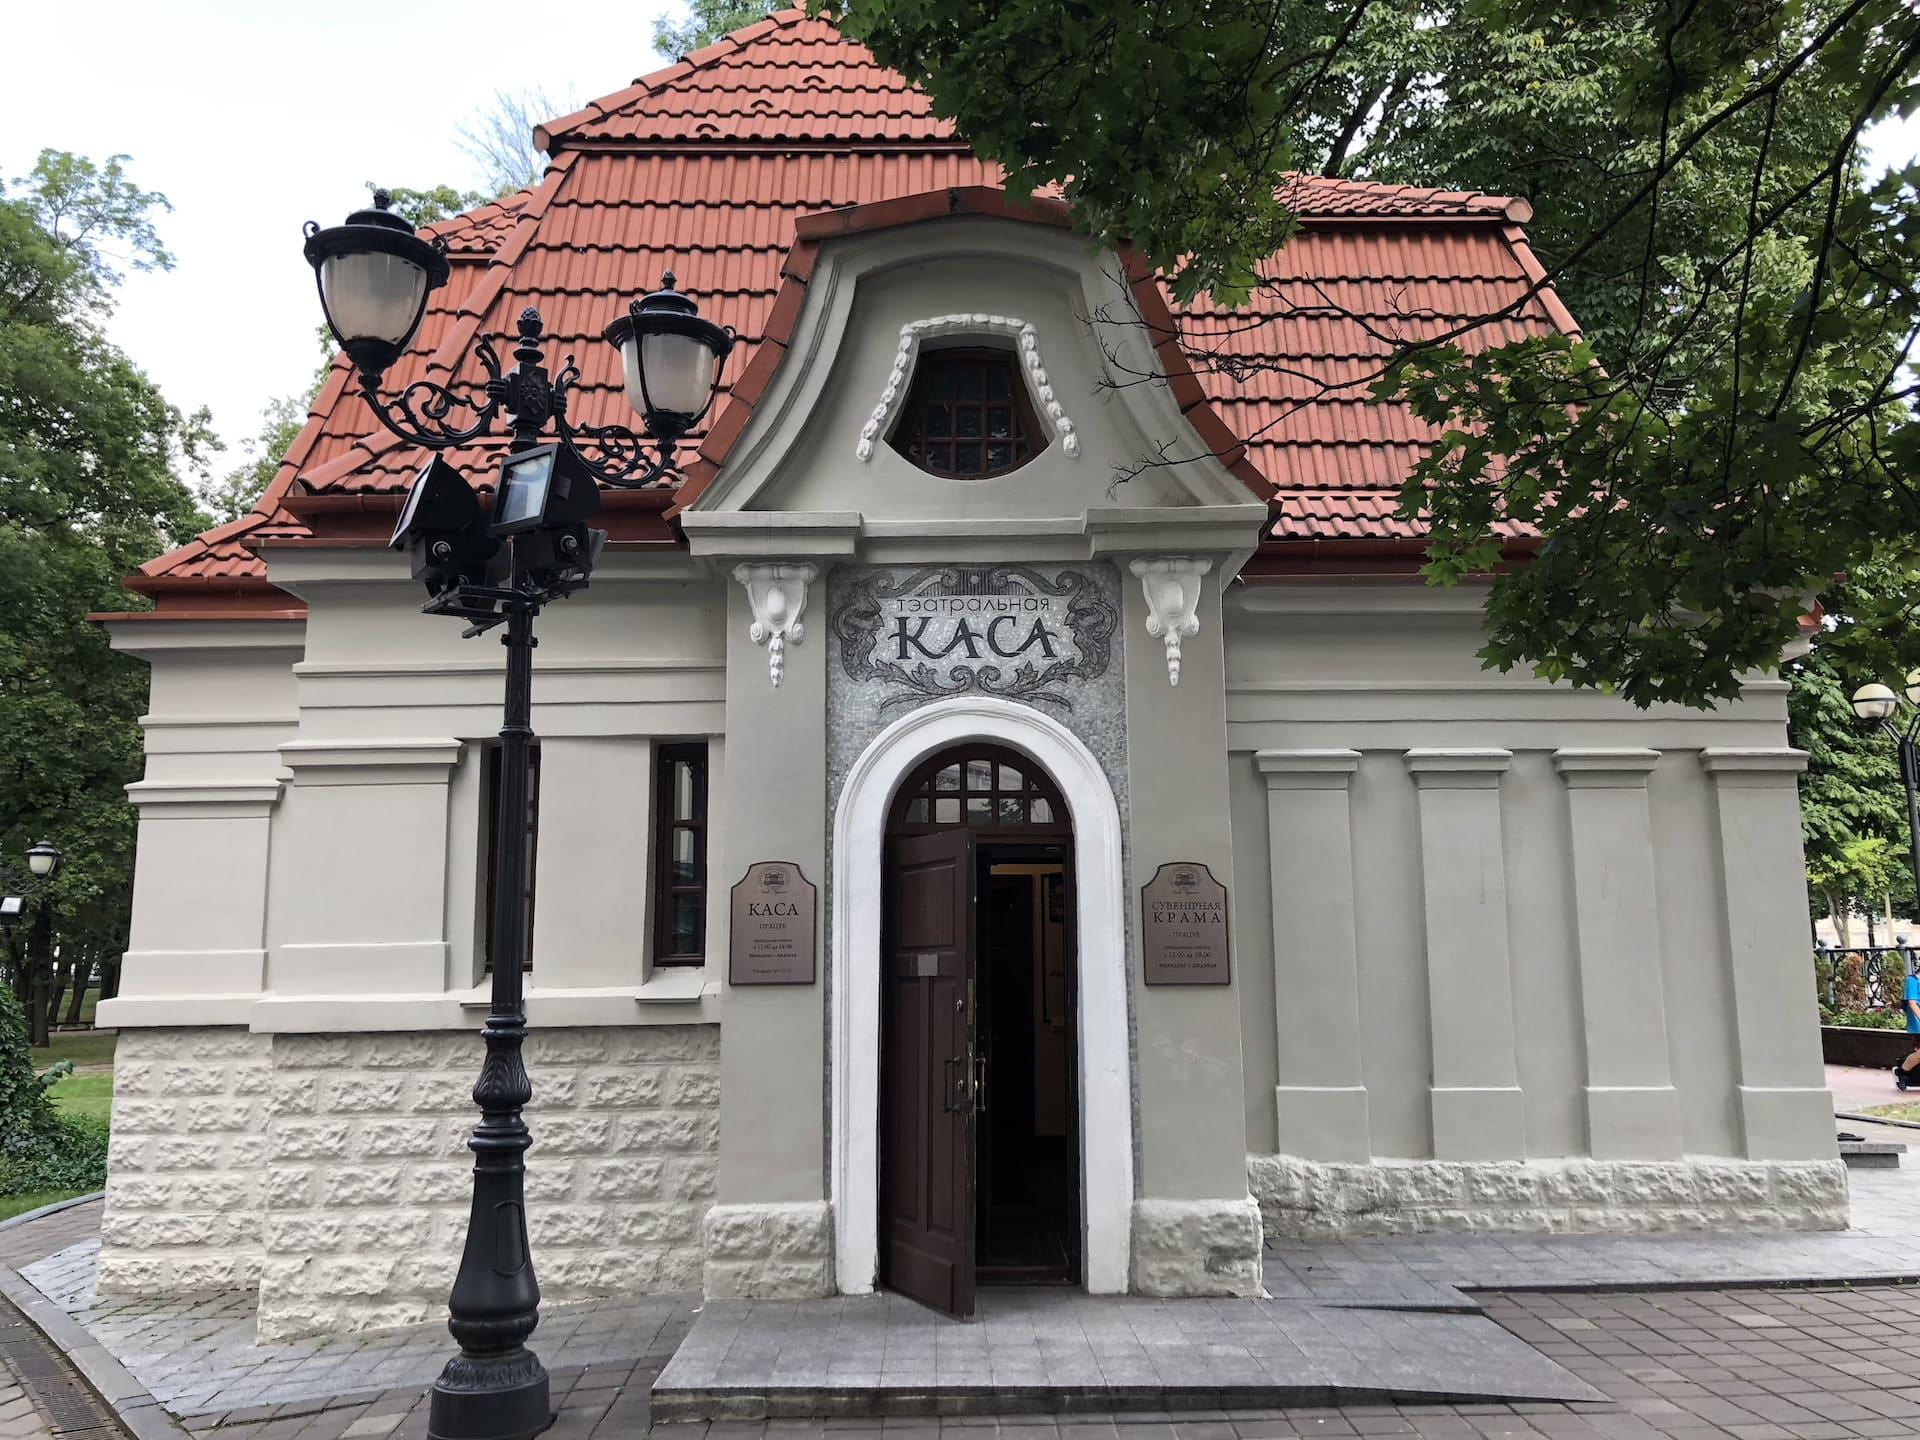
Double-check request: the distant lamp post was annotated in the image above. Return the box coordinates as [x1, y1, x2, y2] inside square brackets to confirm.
[302, 191, 731, 1440]
[0, 842, 62, 1047]
[1850, 677, 1920, 923]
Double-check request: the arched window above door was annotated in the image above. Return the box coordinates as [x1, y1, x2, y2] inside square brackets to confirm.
[889, 744, 1068, 832]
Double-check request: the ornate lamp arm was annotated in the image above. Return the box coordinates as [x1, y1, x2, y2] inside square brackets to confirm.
[350, 308, 684, 486]
[356, 336, 507, 451]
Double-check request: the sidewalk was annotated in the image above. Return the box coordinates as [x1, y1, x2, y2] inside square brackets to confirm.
[0, 1116, 1914, 1437]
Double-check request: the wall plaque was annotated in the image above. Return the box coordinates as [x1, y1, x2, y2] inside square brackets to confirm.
[728, 861, 817, 986]
[1141, 862, 1230, 985]
[831, 565, 1118, 711]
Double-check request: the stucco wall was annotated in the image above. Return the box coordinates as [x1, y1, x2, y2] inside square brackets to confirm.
[1225, 583, 1835, 1179]
[99, 1025, 719, 1339]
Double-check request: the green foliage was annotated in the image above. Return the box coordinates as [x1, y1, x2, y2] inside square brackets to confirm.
[655, 0, 779, 60]
[0, 150, 208, 986]
[0, 984, 104, 1196]
[1789, 561, 1917, 922]
[379, 183, 491, 228]
[819, 0, 1920, 707]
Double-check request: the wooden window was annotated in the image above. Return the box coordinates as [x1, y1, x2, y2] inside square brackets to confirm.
[484, 742, 540, 973]
[891, 348, 1044, 479]
[887, 743, 1067, 833]
[653, 743, 709, 966]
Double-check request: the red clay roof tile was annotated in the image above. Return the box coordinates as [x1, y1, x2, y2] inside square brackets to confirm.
[134, 9, 1578, 605]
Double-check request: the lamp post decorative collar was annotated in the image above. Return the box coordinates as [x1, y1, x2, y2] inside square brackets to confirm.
[300, 192, 733, 1440]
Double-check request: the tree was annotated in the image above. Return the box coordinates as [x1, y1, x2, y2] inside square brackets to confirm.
[457, 89, 573, 196]
[0, 151, 207, 1038]
[818, 0, 1920, 709]
[654, 0, 778, 60]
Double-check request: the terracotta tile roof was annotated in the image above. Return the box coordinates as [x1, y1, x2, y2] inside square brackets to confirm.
[129, 8, 1578, 610]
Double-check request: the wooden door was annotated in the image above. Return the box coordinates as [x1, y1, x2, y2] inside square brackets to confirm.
[881, 829, 977, 1317]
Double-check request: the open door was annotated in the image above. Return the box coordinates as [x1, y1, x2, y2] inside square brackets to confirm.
[881, 828, 977, 1317]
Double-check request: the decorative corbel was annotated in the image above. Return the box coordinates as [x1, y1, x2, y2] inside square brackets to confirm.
[732, 563, 818, 687]
[1130, 557, 1212, 686]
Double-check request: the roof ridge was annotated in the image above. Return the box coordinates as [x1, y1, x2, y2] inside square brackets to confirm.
[534, 8, 816, 151]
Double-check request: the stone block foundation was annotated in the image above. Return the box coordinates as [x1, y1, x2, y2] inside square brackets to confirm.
[1130, 1197, 1264, 1297]
[1249, 1154, 1850, 1238]
[701, 1201, 834, 1297]
[99, 1025, 720, 1340]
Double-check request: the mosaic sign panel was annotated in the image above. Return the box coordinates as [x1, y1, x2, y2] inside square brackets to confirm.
[831, 565, 1118, 711]
[728, 861, 818, 986]
[1140, 862, 1230, 985]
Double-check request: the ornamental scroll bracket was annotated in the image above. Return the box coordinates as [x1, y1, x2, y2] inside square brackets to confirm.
[1130, 557, 1212, 687]
[732, 563, 818, 688]
[856, 315, 1081, 463]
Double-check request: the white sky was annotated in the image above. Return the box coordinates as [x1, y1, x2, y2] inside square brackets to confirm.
[0, 0, 682, 472]
[1, 4, 1915, 477]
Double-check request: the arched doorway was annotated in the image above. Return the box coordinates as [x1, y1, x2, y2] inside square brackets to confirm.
[830, 697, 1132, 1306]
[880, 744, 1078, 1316]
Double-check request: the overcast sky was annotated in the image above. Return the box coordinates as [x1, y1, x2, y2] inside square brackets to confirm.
[2, 4, 1915, 483]
[0, 0, 682, 475]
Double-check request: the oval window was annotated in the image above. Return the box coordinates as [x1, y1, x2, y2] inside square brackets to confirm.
[890, 348, 1047, 479]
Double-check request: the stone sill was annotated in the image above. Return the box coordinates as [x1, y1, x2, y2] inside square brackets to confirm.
[98, 980, 722, 1033]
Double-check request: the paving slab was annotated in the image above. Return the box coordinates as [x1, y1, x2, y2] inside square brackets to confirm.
[648, 1291, 1603, 1420]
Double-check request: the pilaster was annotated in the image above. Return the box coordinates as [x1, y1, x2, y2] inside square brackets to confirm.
[1553, 748, 1683, 1159]
[1405, 748, 1525, 1160]
[1256, 749, 1370, 1161]
[1700, 748, 1835, 1160]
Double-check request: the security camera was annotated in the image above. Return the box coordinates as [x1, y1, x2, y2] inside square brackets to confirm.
[391, 457, 505, 596]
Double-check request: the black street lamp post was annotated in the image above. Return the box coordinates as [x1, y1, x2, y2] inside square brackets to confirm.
[0, 842, 64, 1047]
[302, 190, 731, 1440]
[1849, 680, 1920, 919]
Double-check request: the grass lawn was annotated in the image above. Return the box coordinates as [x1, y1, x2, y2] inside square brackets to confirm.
[30, 1029, 117, 1072]
[0, 1191, 85, 1223]
[1861, 1100, 1920, 1123]
[46, 1071, 110, 1124]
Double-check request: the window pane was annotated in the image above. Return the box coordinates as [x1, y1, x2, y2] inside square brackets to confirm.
[997, 796, 1025, 825]
[956, 407, 982, 437]
[1031, 796, 1054, 824]
[672, 826, 697, 883]
[967, 759, 993, 791]
[668, 893, 702, 956]
[905, 796, 930, 823]
[988, 407, 1012, 438]
[998, 763, 1022, 791]
[926, 442, 951, 471]
[935, 796, 961, 824]
[936, 764, 962, 791]
[924, 403, 950, 437]
[966, 794, 991, 825]
[673, 760, 696, 820]
[954, 365, 983, 400]
[987, 365, 1011, 400]
[954, 445, 981, 475]
[986, 443, 1011, 470]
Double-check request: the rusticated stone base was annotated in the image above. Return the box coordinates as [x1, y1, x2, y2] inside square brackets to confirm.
[702, 1201, 834, 1298]
[1249, 1154, 1850, 1238]
[1130, 1197, 1264, 1297]
[98, 1025, 720, 1340]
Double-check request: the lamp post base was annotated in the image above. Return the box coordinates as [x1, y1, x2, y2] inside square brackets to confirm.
[427, 1348, 551, 1440]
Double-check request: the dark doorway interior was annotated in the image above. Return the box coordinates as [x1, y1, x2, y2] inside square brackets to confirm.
[978, 843, 1078, 1285]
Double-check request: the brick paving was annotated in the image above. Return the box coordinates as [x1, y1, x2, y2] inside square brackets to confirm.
[156, 1280, 1920, 1439]
[0, 1261, 126, 1440]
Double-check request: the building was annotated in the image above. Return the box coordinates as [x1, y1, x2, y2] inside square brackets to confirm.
[93, 12, 1843, 1341]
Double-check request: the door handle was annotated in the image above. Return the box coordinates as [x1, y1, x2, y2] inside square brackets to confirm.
[974, 1052, 988, 1115]
[943, 1055, 969, 1113]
